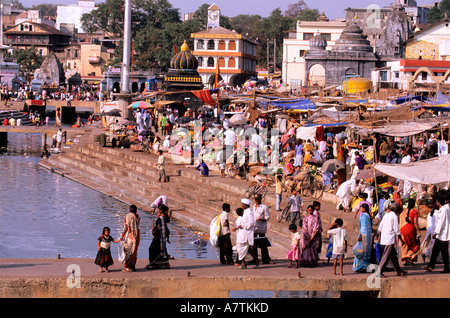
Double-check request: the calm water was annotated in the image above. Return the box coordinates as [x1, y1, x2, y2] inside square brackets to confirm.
[0, 133, 217, 260]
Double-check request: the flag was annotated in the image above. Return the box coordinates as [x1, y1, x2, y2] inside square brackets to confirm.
[173, 43, 178, 54]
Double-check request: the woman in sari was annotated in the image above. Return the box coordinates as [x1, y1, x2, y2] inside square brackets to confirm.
[300, 205, 320, 267]
[147, 204, 171, 269]
[120, 204, 141, 272]
[352, 203, 372, 272]
[399, 198, 421, 265]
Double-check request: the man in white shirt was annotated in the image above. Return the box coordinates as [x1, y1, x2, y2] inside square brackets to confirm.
[424, 194, 450, 273]
[218, 203, 233, 265]
[223, 128, 236, 162]
[249, 194, 272, 266]
[156, 150, 166, 183]
[232, 199, 255, 269]
[377, 202, 407, 277]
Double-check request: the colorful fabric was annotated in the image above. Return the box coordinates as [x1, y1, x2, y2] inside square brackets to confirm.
[122, 212, 140, 270]
[352, 212, 372, 272]
[191, 89, 216, 106]
[300, 214, 319, 266]
[400, 208, 420, 262]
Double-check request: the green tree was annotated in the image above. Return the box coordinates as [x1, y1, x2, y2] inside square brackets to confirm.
[298, 9, 320, 21]
[29, 4, 58, 16]
[11, 47, 44, 80]
[428, 0, 450, 24]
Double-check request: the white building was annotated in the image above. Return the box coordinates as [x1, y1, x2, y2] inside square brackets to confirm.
[15, 10, 55, 28]
[56, 0, 96, 34]
[282, 12, 346, 89]
[190, 4, 258, 87]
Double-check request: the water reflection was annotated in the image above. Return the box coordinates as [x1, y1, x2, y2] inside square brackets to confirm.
[0, 133, 217, 260]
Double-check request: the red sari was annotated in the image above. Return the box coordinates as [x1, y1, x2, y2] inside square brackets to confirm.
[399, 208, 420, 262]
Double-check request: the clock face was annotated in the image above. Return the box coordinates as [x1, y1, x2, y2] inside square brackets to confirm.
[208, 10, 219, 21]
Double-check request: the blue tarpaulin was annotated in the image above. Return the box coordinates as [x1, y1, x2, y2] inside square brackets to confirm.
[265, 98, 317, 111]
[394, 95, 428, 104]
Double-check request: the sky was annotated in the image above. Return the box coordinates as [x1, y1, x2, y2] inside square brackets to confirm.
[21, 0, 435, 20]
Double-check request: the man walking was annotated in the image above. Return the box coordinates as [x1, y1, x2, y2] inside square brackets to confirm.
[156, 150, 167, 183]
[377, 202, 407, 277]
[424, 195, 450, 273]
[250, 194, 272, 266]
[218, 203, 233, 265]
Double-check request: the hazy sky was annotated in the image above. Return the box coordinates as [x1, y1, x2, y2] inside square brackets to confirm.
[21, 0, 434, 20]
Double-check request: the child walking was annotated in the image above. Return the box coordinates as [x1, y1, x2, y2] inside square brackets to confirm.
[327, 218, 348, 275]
[287, 223, 301, 268]
[95, 226, 120, 272]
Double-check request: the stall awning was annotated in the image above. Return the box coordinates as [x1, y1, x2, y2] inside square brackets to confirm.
[374, 154, 450, 185]
[372, 121, 440, 137]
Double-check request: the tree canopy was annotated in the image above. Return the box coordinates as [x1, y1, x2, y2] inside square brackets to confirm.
[79, 0, 320, 71]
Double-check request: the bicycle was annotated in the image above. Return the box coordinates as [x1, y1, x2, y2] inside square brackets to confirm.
[299, 167, 324, 199]
[277, 201, 292, 223]
[244, 178, 271, 199]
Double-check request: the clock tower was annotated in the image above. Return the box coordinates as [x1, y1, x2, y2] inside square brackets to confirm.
[207, 3, 220, 29]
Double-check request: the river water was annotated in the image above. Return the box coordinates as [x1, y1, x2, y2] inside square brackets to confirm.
[0, 132, 217, 260]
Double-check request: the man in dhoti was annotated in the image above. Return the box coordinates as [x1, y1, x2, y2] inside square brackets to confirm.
[232, 198, 254, 269]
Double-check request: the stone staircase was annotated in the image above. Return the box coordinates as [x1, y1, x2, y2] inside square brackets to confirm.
[39, 128, 363, 259]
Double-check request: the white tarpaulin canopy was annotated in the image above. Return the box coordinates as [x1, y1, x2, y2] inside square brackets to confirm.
[372, 121, 440, 137]
[374, 154, 450, 184]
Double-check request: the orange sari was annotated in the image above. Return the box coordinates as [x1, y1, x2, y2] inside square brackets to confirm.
[399, 208, 420, 262]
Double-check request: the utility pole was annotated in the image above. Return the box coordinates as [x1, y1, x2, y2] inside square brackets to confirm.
[116, 0, 134, 119]
[267, 39, 276, 75]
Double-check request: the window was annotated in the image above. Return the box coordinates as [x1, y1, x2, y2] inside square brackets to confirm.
[197, 40, 204, 50]
[322, 33, 331, 41]
[394, 72, 399, 79]
[422, 72, 428, 81]
[197, 57, 203, 67]
[380, 71, 388, 81]
[207, 57, 214, 67]
[228, 58, 236, 68]
[218, 40, 226, 50]
[302, 33, 314, 40]
[299, 50, 305, 57]
[207, 40, 215, 50]
[218, 57, 225, 67]
[228, 40, 236, 50]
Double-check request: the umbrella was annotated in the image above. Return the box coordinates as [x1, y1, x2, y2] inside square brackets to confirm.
[139, 130, 155, 137]
[119, 119, 138, 126]
[322, 159, 346, 172]
[104, 108, 121, 116]
[229, 114, 247, 126]
[354, 168, 384, 180]
[176, 117, 194, 124]
[128, 101, 152, 109]
[305, 158, 323, 166]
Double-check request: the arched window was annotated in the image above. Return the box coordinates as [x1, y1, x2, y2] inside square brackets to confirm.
[207, 40, 215, 50]
[218, 57, 225, 68]
[218, 40, 226, 50]
[197, 40, 204, 50]
[228, 40, 236, 50]
[228, 58, 236, 68]
[207, 57, 215, 67]
[197, 57, 204, 67]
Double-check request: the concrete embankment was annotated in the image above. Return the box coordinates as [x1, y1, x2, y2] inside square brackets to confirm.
[2, 258, 450, 298]
[3, 126, 447, 298]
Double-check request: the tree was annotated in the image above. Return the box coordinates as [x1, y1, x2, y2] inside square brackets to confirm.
[428, 0, 450, 24]
[298, 9, 320, 21]
[11, 47, 44, 81]
[29, 4, 58, 17]
[284, 0, 308, 18]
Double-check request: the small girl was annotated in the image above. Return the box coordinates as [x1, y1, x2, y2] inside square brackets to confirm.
[287, 223, 301, 268]
[95, 227, 120, 272]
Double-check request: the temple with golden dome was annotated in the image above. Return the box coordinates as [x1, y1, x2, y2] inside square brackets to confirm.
[163, 41, 204, 91]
